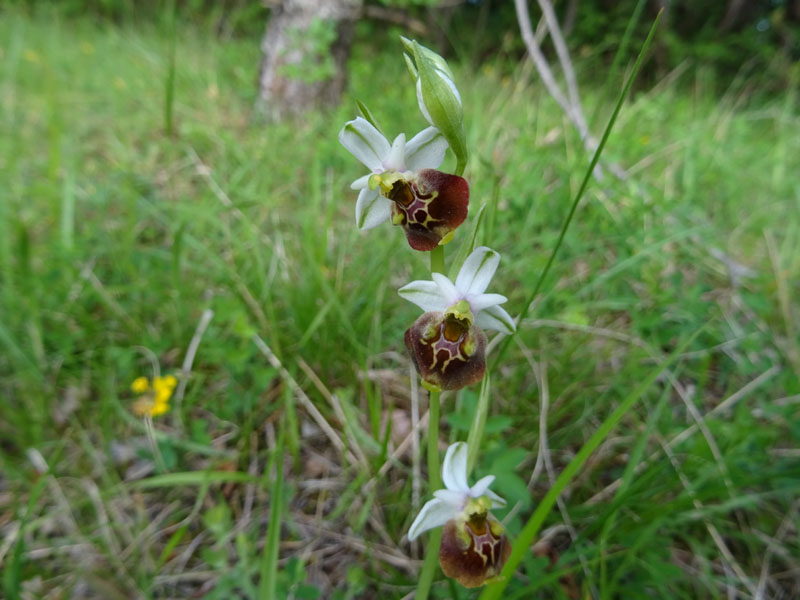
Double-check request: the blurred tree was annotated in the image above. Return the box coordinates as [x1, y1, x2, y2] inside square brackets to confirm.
[257, 0, 362, 119]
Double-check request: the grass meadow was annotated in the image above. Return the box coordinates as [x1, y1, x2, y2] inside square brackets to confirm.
[1, 6, 799, 599]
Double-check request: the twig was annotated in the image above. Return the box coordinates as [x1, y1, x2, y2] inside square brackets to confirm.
[657, 435, 758, 596]
[585, 364, 779, 505]
[535, 358, 598, 599]
[755, 500, 800, 599]
[174, 308, 214, 431]
[297, 357, 370, 469]
[252, 334, 360, 468]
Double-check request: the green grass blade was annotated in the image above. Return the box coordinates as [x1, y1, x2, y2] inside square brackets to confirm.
[163, 0, 177, 136]
[448, 202, 487, 280]
[592, 0, 648, 125]
[478, 323, 701, 600]
[128, 471, 258, 489]
[3, 477, 47, 600]
[466, 372, 491, 475]
[492, 10, 663, 370]
[259, 416, 286, 600]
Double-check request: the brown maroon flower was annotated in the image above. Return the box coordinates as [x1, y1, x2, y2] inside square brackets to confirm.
[407, 442, 511, 587]
[387, 169, 468, 251]
[338, 117, 468, 251]
[399, 247, 515, 391]
[440, 512, 512, 588]
[404, 310, 486, 392]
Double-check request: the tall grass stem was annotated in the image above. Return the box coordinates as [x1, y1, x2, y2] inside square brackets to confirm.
[479, 324, 702, 599]
[491, 10, 663, 370]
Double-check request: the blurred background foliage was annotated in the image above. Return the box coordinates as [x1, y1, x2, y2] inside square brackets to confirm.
[8, 0, 800, 92]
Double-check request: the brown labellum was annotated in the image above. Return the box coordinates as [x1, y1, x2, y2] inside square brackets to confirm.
[404, 311, 486, 391]
[389, 168, 469, 251]
[439, 515, 512, 588]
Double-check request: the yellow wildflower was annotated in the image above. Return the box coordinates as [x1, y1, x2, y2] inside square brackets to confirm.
[131, 374, 177, 418]
[131, 376, 150, 393]
[153, 375, 177, 404]
[132, 396, 170, 417]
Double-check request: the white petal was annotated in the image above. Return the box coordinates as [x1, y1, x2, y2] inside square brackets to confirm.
[486, 489, 507, 508]
[384, 133, 407, 171]
[350, 174, 371, 190]
[469, 475, 495, 498]
[455, 246, 500, 296]
[433, 488, 468, 509]
[475, 304, 516, 334]
[431, 273, 461, 306]
[355, 188, 391, 230]
[397, 280, 449, 312]
[468, 293, 507, 314]
[416, 78, 433, 125]
[408, 498, 455, 541]
[338, 117, 390, 171]
[441, 442, 470, 493]
[405, 127, 448, 171]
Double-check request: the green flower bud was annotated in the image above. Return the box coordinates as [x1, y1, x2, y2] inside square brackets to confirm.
[401, 38, 468, 175]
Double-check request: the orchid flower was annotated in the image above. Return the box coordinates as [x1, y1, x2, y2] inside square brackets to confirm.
[398, 246, 515, 390]
[408, 442, 511, 588]
[338, 116, 469, 251]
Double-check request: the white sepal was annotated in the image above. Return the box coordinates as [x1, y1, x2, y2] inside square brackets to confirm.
[405, 126, 448, 171]
[486, 488, 507, 508]
[442, 442, 470, 493]
[468, 293, 508, 313]
[433, 488, 468, 508]
[350, 174, 371, 190]
[408, 498, 454, 541]
[397, 280, 448, 312]
[355, 188, 391, 230]
[475, 304, 516, 334]
[455, 246, 501, 296]
[469, 474, 496, 497]
[338, 117, 390, 171]
[431, 273, 460, 306]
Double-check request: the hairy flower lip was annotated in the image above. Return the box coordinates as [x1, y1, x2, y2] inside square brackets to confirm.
[439, 515, 511, 588]
[404, 311, 486, 391]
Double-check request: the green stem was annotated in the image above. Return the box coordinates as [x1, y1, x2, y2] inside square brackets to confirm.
[416, 389, 442, 599]
[427, 390, 441, 488]
[455, 156, 467, 177]
[415, 528, 442, 600]
[430, 245, 445, 275]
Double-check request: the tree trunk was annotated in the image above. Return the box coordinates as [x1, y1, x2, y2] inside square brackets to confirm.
[257, 0, 361, 120]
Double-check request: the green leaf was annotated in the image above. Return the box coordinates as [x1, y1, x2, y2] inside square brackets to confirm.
[355, 100, 384, 137]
